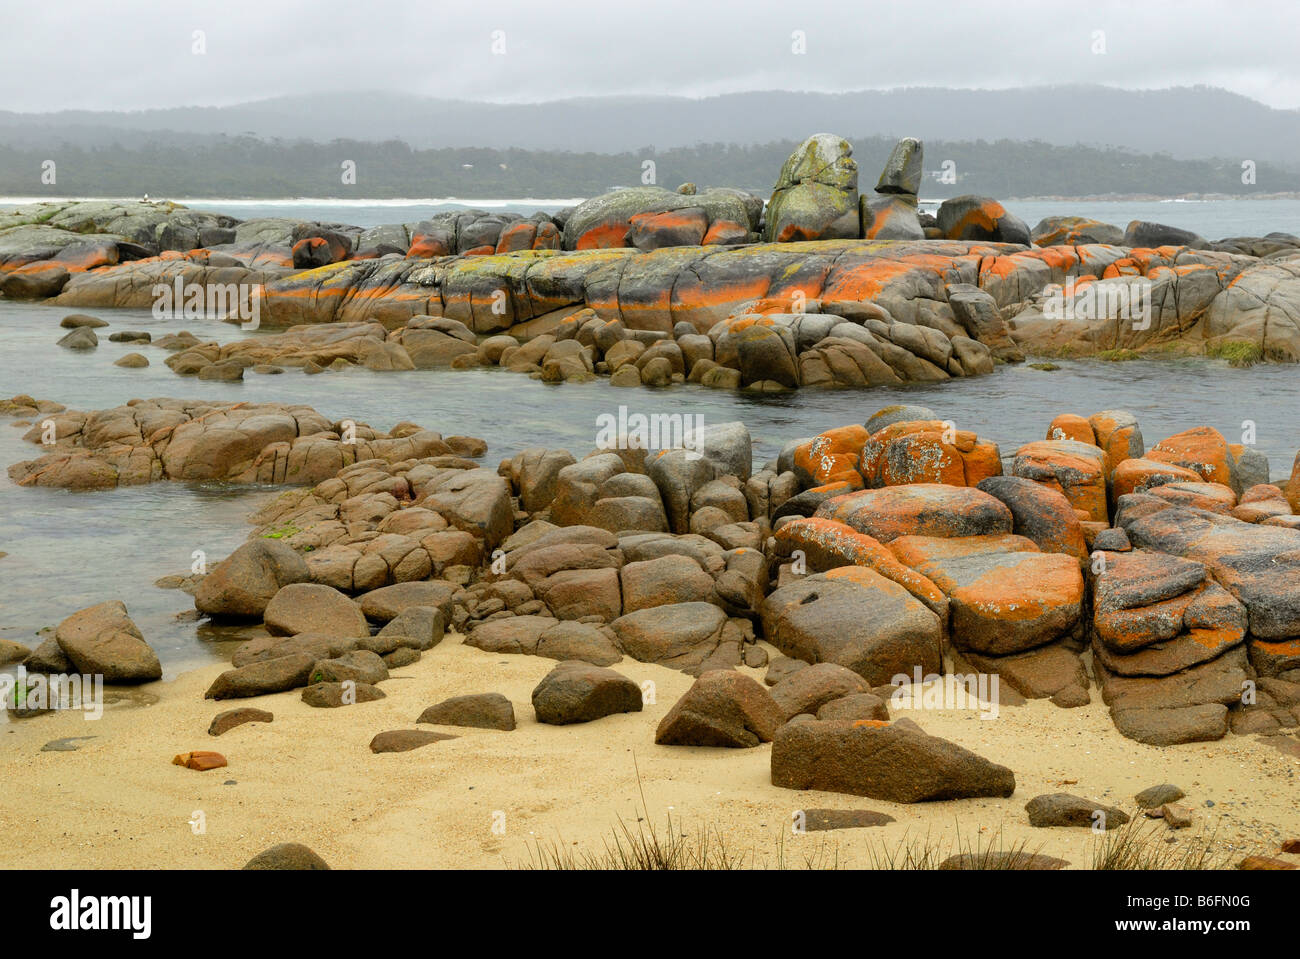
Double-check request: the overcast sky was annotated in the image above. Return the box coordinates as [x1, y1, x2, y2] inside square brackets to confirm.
[5, 0, 1300, 112]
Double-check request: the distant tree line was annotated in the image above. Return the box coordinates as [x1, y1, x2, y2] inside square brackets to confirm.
[1, 134, 1293, 199]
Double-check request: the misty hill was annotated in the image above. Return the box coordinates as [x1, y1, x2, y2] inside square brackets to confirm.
[3, 86, 1299, 167]
[2, 135, 1294, 200]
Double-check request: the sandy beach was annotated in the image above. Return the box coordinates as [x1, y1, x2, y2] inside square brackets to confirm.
[3, 629, 1297, 870]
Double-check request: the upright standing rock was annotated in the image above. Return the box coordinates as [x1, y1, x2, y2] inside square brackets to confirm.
[861, 138, 925, 240]
[765, 134, 860, 242]
[875, 137, 924, 197]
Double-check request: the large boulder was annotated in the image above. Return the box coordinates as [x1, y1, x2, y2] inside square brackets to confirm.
[655, 671, 785, 747]
[205, 653, 316, 699]
[1031, 216, 1124, 246]
[420, 469, 513, 550]
[936, 196, 1030, 245]
[1025, 793, 1130, 830]
[816, 484, 1013, 543]
[1123, 220, 1207, 250]
[977, 475, 1087, 562]
[243, 843, 330, 870]
[764, 134, 859, 242]
[771, 719, 1016, 802]
[1117, 494, 1300, 639]
[760, 567, 943, 685]
[417, 692, 516, 731]
[194, 539, 313, 618]
[1094, 641, 1246, 745]
[860, 195, 924, 240]
[609, 602, 728, 671]
[946, 283, 1024, 362]
[767, 662, 873, 719]
[263, 584, 369, 638]
[890, 534, 1085, 654]
[531, 661, 643, 724]
[874, 137, 923, 197]
[359, 581, 459, 622]
[1012, 440, 1110, 524]
[772, 516, 948, 616]
[620, 554, 716, 612]
[54, 600, 161, 683]
[561, 186, 755, 251]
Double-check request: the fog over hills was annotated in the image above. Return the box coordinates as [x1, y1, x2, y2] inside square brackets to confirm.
[2, 86, 1298, 167]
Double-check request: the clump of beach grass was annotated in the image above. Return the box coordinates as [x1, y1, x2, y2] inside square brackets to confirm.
[1090, 819, 1237, 870]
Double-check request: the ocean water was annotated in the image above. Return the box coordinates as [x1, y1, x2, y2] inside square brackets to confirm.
[1000, 198, 1300, 240]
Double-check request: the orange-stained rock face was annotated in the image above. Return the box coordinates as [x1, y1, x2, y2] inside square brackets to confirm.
[1111, 457, 1203, 502]
[702, 219, 749, 246]
[792, 425, 870, 489]
[1012, 440, 1110, 524]
[889, 534, 1084, 655]
[1047, 414, 1096, 446]
[570, 220, 630, 250]
[859, 420, 1001, 489]
[627, 209, 708, 250]
[1087, 411, 1144, 479]
[944, 200, 1004, 240]
[976, 475, 1089, 563]
[1285, 451, 1300, 514]
[1147, 481, 1238, 514]
[1248, 636, 1300, 676]
[1116, 494, 1300, 640]
[494, 221, 537, 254]
[1089, 546, 1247, 675]
[1240, 483, 1286, 504]
[407, 236, 450, 258]
[816, 483, 1013, 543]
[862, 423, 963, 487]
[1147, 427, 1237, 490]
[773, 516, 949, 616]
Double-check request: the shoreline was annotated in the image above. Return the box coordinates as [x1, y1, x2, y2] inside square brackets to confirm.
[4, 630, 1297, 870]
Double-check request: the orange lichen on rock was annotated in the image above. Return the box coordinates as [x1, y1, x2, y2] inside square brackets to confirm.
[792, 425, 870, 489]
[1111, 458, 1203, 502]
[1046, 414, 1096, 446]
[1087, 411, 1144, 478]
[574, 222, 631, 250]
[817, 483, 1013, 544]
[1012, 440, 1110, 524]
[774, 516, 949, 616]
[944, 200, 1006, 240]
[889, 534, 1084, 654]
[407, 236, 450, 258]
[1147, 427, 1236, 489]
[859, 420, 1000, 488]
[1147, 481, 1238, 514]
[1285, 451, 1300, 513]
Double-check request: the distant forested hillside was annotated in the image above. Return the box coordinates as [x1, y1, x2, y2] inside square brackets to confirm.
[1, 134, 1293, 199]
[5, 86, 1300, 164]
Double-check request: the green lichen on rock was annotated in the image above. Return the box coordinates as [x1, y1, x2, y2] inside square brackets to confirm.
[1206, 340, 1263, 367]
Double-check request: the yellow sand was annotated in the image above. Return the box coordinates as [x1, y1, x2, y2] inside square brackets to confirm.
[1, 633, 1297, 870]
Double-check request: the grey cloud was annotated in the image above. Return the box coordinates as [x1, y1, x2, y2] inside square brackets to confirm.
[3, 0, 1298, 111]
